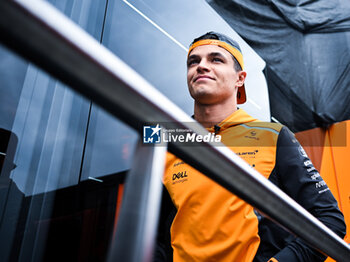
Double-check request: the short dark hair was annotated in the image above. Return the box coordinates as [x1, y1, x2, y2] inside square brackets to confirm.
[191, 32, 242, 72]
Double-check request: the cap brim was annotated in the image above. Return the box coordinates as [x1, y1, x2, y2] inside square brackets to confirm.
[237, 85, 246, 104]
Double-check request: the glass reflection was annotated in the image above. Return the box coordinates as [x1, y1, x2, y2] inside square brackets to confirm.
[81, 108, 138, 180]
[0, 0, 107, 261]
[81, 0, 194, 180]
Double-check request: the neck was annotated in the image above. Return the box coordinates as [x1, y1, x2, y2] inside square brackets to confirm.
[194, 101, 238, 128]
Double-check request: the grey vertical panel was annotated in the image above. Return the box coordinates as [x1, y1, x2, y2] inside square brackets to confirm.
[107, 141, 166, 262]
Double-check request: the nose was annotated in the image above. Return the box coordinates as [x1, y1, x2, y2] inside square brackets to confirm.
[196, 59, 210, 73]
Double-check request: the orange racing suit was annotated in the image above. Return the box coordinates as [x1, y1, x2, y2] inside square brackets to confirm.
[155, 109, 346, 262]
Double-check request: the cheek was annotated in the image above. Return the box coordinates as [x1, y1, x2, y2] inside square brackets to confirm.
[225, 72, 238, 86]
[218, 73, 233, 87]
[187, 69, 194, 86]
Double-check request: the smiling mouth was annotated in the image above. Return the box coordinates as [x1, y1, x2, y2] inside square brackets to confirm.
[194, 75, 214, 82]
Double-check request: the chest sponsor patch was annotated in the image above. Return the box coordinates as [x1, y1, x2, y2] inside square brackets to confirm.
[172, 171, 188, 184]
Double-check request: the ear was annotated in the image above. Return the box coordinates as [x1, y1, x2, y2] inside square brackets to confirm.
[236, 71, 247, 87]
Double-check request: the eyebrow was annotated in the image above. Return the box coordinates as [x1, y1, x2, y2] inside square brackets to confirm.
[208, 52, 226, 58]
[187, 54, 200, 61]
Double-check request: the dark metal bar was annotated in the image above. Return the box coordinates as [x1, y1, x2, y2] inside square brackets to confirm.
[107, 141, 166, 262]
[0, 0, 349, 261]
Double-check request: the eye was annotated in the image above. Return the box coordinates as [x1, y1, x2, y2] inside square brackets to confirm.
[212, 57, 224, 63]
[187, 59, 199, 67]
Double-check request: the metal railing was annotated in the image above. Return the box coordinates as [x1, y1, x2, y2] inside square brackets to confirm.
[0, 0, 349, 261]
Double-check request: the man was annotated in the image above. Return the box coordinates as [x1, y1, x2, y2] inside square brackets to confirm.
[155, 32, 346, 261]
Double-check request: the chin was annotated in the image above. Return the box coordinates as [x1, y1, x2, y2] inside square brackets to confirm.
[190, 87, 212, 97]
[192, 94, 216, 104]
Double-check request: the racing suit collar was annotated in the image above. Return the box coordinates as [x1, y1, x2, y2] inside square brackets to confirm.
[207, 108, 256, 134]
